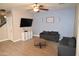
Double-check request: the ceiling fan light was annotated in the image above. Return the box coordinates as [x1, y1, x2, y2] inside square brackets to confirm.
[4, 16, 7, 18]
[33, 7, 39, 12]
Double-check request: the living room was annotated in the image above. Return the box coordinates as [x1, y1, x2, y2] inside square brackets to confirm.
[0, 3, 79, 56]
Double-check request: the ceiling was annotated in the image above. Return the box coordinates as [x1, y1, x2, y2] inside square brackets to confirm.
[0, 3, 76, 11]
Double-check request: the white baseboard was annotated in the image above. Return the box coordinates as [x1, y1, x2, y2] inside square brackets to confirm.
[0, 38, 22, 42]
[0, 38, 32, 42]
[0, 39, 9, 42]
[11, 39, 25, 42]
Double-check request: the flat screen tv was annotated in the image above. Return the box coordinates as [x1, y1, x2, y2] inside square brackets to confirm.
[20, 18, 33, 27]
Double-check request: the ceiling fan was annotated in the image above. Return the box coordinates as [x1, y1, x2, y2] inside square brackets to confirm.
[32, 3, 48, 12]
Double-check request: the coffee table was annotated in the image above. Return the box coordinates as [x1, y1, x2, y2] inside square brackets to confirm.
[34, 37, 46, 49]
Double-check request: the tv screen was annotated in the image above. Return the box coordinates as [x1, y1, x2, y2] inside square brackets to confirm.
[20, 18, 33, 27]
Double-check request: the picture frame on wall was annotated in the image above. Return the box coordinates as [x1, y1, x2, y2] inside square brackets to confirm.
[46, 16, 54, 23]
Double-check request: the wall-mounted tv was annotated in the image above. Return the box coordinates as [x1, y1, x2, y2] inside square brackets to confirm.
[20, 18, 33, 27]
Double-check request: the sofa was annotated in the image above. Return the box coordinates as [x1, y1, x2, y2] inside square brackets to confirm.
[40, 31, 60, 42]
[58, 37, 76, 56]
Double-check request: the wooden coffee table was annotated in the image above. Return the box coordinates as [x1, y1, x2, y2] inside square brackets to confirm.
[34, 37, 46, 48]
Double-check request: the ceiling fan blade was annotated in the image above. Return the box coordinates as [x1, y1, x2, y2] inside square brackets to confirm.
[39, 5, 44, 7]
[40, 8, 48, 11]
[39, 5, 48, 11]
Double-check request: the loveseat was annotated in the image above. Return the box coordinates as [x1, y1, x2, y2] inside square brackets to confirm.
[40, 31, 60, 42]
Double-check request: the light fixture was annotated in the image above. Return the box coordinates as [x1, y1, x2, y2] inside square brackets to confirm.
[0, 9, 7, 27]
[0, 9, 6, 16]
[33, 7, 39, 12]
[4, 15, 7, 18]
[32, 3, 40, 12]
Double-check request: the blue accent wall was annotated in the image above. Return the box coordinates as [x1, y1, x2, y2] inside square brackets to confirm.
[32, 7, 75, 38]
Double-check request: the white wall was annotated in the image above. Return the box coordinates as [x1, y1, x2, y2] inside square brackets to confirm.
[76, 4, 79, 56]
[11, 9, 33, 41]
[0, 10, 13, 41]
[0, 24, 8, 41]
[0, 9, 33, 42]
[7, 13, 14, 41]
[32, 7, 75, 38]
